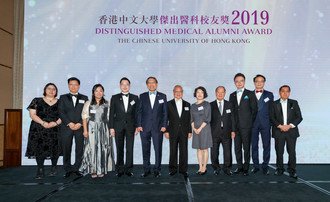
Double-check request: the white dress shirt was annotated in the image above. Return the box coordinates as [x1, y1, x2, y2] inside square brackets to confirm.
[122, 92, 129, 112]
[71, 93, 78, 107]
[217, 99, 224, 127]
[175, 98, 182, 117]
[255, 90, 263, 100]
[280, 99, 288, 125]
[236, 88, 244, 105]
[149, 91, 157, 109]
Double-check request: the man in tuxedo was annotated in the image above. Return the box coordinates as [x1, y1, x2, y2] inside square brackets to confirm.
[58, 77, 88, 178]
[110, 77, 139, 177]
[137, 76, 168, 178]
[229, 73, 258, 176]
[164, 85, 192, 177]
[270, 85, 302, 179]
[210, 86, 236, 176]
[251, 74, 274, 175]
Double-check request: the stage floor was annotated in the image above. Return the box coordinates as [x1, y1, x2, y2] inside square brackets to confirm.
[0, 164, 330, 202]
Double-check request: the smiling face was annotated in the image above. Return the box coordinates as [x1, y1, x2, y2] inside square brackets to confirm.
[216, 87, 225, 101]
[45, 85, 57, 98]
[254, 76, 265, 90]
[120, 79, 130, 93]
[68, 80, 80, 94]
[94, 86, 104, 100]
[279, 86, 290, 100]
[234, 76, 245, 89]
[173, 86, 183, 100]
[146, 78, 158, 92]
[196, 89, 205, 100]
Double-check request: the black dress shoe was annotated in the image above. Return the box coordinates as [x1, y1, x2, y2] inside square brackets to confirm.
[169, 171, 177, 176]
[140, 171, 151, 178]
[180, 172, 189, 177]
[48, 166, 57, 177]
[74, 171, 83, 177]
[289, 172, 298, 179]
[154, 171, 161, 178]
[125, 172, 134, 177]
[274, 170, 284, 176]
[262, 168, 269, 175]
[251, 167, 260, 174]
[35, 168, 44, 180]
[234, 168, 243, 174]
[213, 170, 219, 175]
[224, 169, 233, 176]
[116, 172, 124, 177]
[243, 170, 249, 176]
[63, 172, 71, 178]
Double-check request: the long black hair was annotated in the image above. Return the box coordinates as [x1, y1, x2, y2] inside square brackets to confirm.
[91, 84, 106, 105]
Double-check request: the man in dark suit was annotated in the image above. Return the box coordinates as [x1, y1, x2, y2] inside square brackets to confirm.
[137, 76, 168, 178]
[210, 86, 236, 176]
[251, 74, 274, 175]
[270, 85, 302, 179]
[164, 85, 192, 177]
[229, 73, 258, 176]
[109, 77, 139, 177]
[58, 77, 88, 178]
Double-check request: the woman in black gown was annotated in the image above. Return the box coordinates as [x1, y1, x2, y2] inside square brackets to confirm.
[25, 83, 62, 179]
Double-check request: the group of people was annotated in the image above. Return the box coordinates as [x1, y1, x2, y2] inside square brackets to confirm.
[25, 73, 303, 180]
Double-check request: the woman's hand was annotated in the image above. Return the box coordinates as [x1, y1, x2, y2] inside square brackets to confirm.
[83, 131, 89, 138]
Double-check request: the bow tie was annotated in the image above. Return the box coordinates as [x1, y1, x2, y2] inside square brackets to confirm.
[256, 90, 263, 93]
[70, 94, 78, 98]
[121, 93, 129, 97]
[149, 91, 156, 95]
[236, 89, 243, 93]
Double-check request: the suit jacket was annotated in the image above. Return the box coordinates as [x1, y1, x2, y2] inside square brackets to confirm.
[166, 99, 192, 137]
[58, 93, 89, 131]
[253, 90, 274, 128]
[109, 93, 139, 133]
[229, 89, 258, 129]
[270, 98, 303, 138]
[210, 100, 236, 138]
[137, 91, 168, 132]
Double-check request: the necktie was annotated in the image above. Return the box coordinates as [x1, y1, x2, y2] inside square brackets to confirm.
[219, 102, 223, 115]
[70, 94, 77, 98]
[237, 89, 243, 93]
[122, 93, 129, 97]
[256, 90, 263, 93]
[149, 91, 156, 95]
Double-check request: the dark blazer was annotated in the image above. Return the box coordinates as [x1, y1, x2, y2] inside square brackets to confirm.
[253, 90, 274, 128]
[270, 98, 303, 138]
[109, 93, 139, 132]
[229, 89, 258, 129]
[210, 100, 236, 138]
[58, 93, 89, 129]
[137, 92, 168, 132]
[166, 99, 192, 137]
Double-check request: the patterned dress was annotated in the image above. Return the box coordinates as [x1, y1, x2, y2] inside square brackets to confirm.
[80, 100, 115, 175]
[25, 97, 61, 159]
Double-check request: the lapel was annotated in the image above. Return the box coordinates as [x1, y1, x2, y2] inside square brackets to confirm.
[287, 99, 292, 122]
[232, 93, 239, 107]
[276, 100, 283, 122]
[67, 93, 76, 108]
[145, 92, 152, 110]
[152, 93, 160, 110]
[240, 89, 248, 105]
[118, 94, 126, 112]
[127, 94, 133, 113]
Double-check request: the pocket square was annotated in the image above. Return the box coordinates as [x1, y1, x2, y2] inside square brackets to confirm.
[244, 95, 249, 99]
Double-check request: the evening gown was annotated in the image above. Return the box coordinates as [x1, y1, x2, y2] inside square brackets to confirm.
[80, 100, 115, 175]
